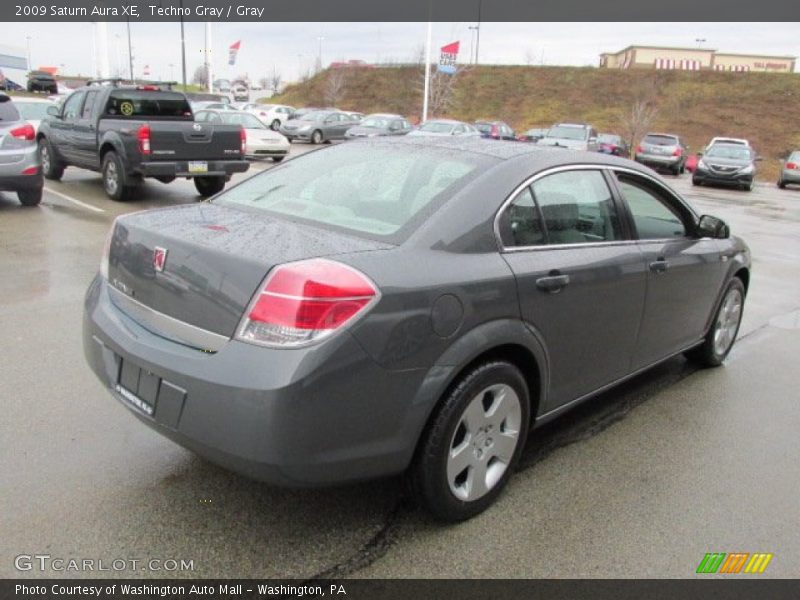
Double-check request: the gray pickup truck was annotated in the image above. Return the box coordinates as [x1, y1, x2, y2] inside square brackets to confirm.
[37, 82, 249, 200]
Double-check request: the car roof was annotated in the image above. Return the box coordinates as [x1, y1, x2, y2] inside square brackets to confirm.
[552, 123, 590, 128]
[645, 132, 680, 138]
[365, 113, 403, 118]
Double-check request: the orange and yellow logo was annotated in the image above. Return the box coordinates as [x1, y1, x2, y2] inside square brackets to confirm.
[697, 552, 773, 574]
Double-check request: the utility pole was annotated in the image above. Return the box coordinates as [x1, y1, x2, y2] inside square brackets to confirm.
[25, 36, 32, 70]
[316, 36, 325, 73]
[126, 19, 134, 81]
[468, 26, 478, 64]
[179, 0, 187, 87]
[475, 0, 482, 65]
[422, 21, 432, 122]
[205, 22, 213, 91]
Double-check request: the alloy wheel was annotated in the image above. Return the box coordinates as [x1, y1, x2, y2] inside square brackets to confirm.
[713, 288, 743, 356]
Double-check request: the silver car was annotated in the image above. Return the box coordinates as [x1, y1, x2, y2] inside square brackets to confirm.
[406, 119, 481, 137]
[538, 123, 599, 152]
[0, 94, 43, 206]
[778, 150, 800, 189]
[635, 132, 688, 175]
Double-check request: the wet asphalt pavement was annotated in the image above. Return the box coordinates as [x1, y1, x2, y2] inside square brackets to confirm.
[1, 151, 799, 579]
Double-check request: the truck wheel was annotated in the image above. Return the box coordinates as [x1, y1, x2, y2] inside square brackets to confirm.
[311, 130, 323, 145]
[39, 138, 64, 181]
[101, 151, 132, 201]
[18, 188, 43, 207]
[270, 119, 280, 131]
[194, 176, 225, 197]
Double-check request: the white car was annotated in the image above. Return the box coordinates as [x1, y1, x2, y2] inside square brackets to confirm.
[707, 137, 751, 149]
[194, 109, 290, 162]
[237, 103, 296, 131]
[10, 96, 57, 132]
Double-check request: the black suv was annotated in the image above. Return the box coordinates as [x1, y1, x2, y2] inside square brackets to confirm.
[27, 71, 58, 94]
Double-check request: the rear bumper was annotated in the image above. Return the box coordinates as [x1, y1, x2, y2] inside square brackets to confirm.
[779, 170, 800, 184]
[83, 276, 434, 487]
[635, 154, 681, 168]
[0, 171, 43, 192]
[137, 159, 250, 179]
[0, 145, 42, 191]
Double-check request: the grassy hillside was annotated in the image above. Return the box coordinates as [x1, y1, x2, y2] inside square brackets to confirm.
[268, 65, 800, 181]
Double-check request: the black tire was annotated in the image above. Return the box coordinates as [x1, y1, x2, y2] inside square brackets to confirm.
[409, 361, 531, 522]
[39, 138, 64, 181]
[311, 130, 323, 145]
[672, 164, 681, 176]
[692, 177, 701, 186]
[271, 156, 285, 163]
[777, 179, 786, 189]
[101, 151, 132, 201]
[18, 188, 42, 207]
[194, 176, 225, 197]
[685, 278, 746, 368]
[680, 163, 686, 174]
[270, 119, 281, 131]
[742, 179, 754, 192]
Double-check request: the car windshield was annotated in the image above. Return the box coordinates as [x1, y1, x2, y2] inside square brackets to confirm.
[361, 117, 390, 128]
[214, 143, 485, 240]
[220, 112, 266, 129]
[14, 101, 53, 120]
[547, 126, 587, 140]
[420, 121, 454, 133]
[706, 145, 752, 160]
[644, 134, 678, 146]
[302, 111, 330, 122]
[599, 134, 621, 144]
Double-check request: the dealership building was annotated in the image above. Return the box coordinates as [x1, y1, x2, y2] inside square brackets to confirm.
[600, 45, 796, 73]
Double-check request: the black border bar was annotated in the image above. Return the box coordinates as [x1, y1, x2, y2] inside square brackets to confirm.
[4, 0, 800, 22]
[4, 579, 800, 600]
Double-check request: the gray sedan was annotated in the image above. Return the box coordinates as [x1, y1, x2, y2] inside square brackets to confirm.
[0, 94, 43, 206]
[279, 110, 355, 144]
[344, 113, 412, 139]
[84, 139, 750, 521]
[778, 150, 800, 189]
[407, 119, 481, 137]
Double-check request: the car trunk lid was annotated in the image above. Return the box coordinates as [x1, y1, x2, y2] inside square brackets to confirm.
[106, 203, 392, 341]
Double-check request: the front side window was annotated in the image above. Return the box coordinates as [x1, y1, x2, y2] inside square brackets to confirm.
[532, 170, 621, 244]
[61, 92, 85, 121]
[615, 174, 688, 240]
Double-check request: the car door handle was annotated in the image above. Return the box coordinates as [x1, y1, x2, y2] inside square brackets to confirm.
[649, 259, 670, 273]
[536, 274, 570, 292]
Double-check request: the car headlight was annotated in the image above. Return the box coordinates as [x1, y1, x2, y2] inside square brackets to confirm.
[697, 159, 709, 170]
[738, 164, 754, 174]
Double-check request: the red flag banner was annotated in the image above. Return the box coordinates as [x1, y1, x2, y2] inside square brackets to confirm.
[438, 41, 460, 74]
[228, 40, 241, 66]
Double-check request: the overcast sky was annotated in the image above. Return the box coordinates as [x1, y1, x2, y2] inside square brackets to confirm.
[3, 22, 798, 84]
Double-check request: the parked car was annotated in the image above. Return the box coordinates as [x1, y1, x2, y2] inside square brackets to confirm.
[0, 69, 6, 90]
[406, 119, 481, 137]
[289, 107, 331, 120]
[279, 110, 357, 144]
[0, 94, 43, 206]
[777, 151, 800, 189]
[213, 79, 232, 93]
[538, 123, 599, 152]
[11, 97, 58, 133]
[27, 70, 58, 94]
[341, 111, 364, 122]
[517, 128, 548, 143]
[37, 82, 249, 200]
[474, 120, 516, 141]
[692, 143, 761, 191]
[84, 137, 749, 522]
[597, 133, 630, 157]
[185, 92, 231, 105]
[190, 101, 236, 112]
[195, 109, 289, 162]
[344, 113, 412, 138]
[634, 133, 688, 175]
[231, 84, 249, 102]
[236, 103, 296, 131]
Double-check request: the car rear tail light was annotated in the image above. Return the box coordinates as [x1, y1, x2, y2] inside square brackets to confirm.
[9, 123, 35, 141]
[672, 148, 683, 156]
[636, 145, 643, 153]
[787, 162, 798, 170]
[240, 126, 247, 154]
[491, 125, 499, 138]
[137, 124, 151, 155]
[137, 85, 159, 91]
[21, 166, 39, 175]
[236, 259, 379, 347]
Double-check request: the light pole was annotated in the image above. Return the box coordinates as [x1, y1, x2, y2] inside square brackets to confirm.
[468, 26, 478, 64]
[126, 19, 134, 81]
[695, 38, 707, 48]
[474, 0, 482, 65]
[316, 36, 325, 73]
[25, 36, 32, 70]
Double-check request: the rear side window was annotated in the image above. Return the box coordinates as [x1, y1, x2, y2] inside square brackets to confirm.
[616, 174, 688, 240]
[500, 187, 545, 247]
[0, 98, 21, 121]
[215, 143, 484, 241]
[105, 91, 192, 119]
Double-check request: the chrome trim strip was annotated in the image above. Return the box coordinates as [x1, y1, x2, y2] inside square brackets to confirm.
[493, 163, 698, 252]
[108, 285, 229, 352]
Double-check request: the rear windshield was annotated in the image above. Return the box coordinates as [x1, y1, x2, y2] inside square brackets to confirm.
[14, 101, 53, 121]
[0, 98, 20, 121]
[361, 117, 390, 128]
[105, 90, 192, 119]
[215, 142, 487, 241]
[790, 151, 800, 162]
[547, 126, 587, 140]
[598, 134, 621, 144]
[644, 134, 678, 146]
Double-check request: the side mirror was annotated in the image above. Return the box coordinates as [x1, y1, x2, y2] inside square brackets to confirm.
[754, 156, 764, 162]
[46, 105, 60, 118]
[588, 137, 597, 144]
[697, 214, 730, 239]
[696, 151, 703, 157]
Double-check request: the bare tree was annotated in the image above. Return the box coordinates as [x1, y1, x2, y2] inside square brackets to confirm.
[269, 70, 282, 95]
[324, 69, 348, 106]
[191, 65, 209, 87]
[620, 78, 661, 155]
